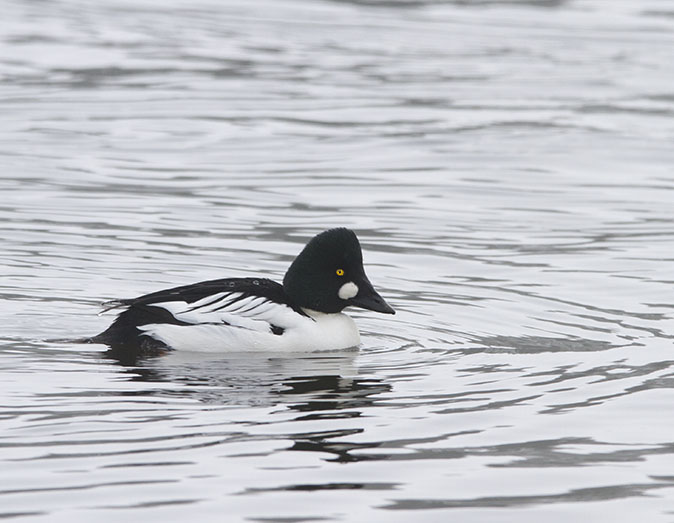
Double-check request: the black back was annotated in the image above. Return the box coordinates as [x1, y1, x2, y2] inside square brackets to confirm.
[113, 277, 294, 309]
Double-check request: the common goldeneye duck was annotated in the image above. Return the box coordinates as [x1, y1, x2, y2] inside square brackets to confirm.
[92, 228, 394, 353]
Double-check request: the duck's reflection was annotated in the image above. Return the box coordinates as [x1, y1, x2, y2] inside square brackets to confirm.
[103, 348, 391, 411]
[102, 348, 391, 463]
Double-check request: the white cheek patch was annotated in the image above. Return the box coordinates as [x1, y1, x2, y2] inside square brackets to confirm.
[338, 281, 359, 300]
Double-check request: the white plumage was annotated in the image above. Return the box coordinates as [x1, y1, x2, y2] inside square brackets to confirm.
[137, 294, 361, 352]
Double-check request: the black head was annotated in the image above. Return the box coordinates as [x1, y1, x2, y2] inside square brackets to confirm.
[283, 228, 395, 315]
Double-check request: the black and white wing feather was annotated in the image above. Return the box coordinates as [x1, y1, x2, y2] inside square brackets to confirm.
[152, 290, 296, 332]
[93, 278, 308, 349]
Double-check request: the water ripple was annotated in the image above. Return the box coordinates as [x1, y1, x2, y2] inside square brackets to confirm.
[2, 0, 674, 521]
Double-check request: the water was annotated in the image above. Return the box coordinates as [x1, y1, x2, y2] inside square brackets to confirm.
[1, 0, 674, 520]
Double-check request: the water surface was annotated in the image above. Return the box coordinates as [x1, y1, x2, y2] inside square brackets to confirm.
[1, 0, 674, 521]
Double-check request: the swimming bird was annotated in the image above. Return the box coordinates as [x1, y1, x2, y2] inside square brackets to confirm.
[92, 228, 394, 353]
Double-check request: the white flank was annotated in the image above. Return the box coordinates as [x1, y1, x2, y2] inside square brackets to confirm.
[137, 298, 361, 352]
[338, 281, 359, 300]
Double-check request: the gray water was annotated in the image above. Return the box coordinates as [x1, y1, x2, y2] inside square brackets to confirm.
[2, 0, 674, 521]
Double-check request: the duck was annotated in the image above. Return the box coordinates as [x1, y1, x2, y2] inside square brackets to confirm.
[91, 228, 395, 353]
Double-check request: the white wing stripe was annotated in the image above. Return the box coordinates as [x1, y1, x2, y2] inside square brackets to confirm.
[212, 295, 266, 313]
[149, 293, 300, 333]
[235, 297, 268, 315]
[185, 292, 230, 312]
[187, 292, 248, 314]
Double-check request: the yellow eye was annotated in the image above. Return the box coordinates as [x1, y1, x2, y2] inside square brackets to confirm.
[336, 269, 344, 276]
